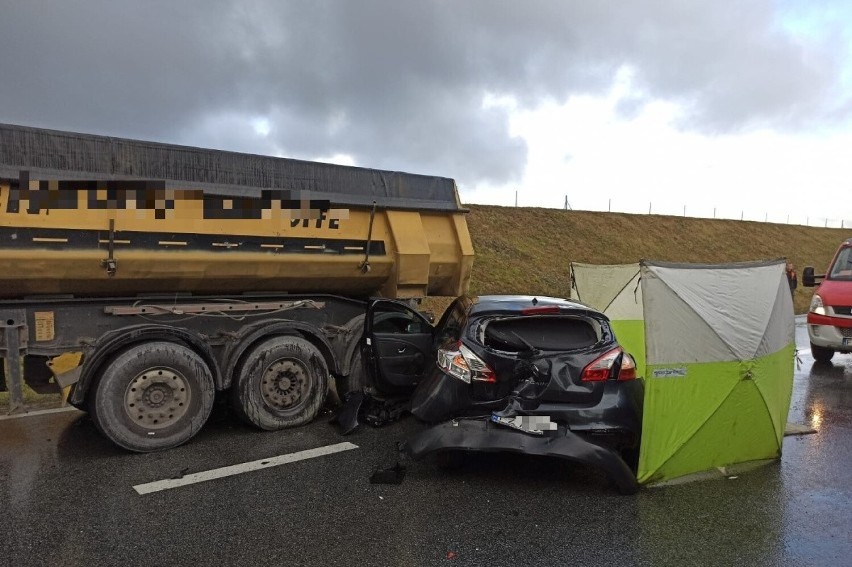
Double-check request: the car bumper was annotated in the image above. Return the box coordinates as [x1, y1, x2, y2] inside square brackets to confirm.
[411, 370, 644, 446]
[403, 418, 639, 494]
[541, 379, 643, 445]
[409, 368, 474, 423]
[807, 314, 852, 352]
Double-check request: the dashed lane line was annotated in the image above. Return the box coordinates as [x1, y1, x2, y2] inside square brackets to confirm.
[133, 441, 359, 495]
[0, 406, 81, 421]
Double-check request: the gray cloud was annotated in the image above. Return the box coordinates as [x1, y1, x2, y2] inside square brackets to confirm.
[0, 0, 846, 189]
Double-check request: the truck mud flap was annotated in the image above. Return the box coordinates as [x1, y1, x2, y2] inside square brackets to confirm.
[403, 418, 639, 495]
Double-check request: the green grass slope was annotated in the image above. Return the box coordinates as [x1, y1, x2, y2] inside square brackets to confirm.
[462, 205, 852, 315]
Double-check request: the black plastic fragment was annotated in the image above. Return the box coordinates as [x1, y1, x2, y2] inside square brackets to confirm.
[362, 397, 409, 427]
[333, 391, 365, 435]
[369, 462, 407, 485]
[171, 467, 190, 480]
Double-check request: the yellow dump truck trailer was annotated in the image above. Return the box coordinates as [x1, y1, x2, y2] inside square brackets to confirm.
[0, 123, 473, 451]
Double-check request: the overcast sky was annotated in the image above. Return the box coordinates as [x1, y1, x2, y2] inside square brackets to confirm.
[1, 1, 850, 225]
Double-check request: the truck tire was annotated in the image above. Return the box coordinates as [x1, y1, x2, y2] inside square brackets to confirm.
[811, 343, 834, 364]
[232, 336, 328, 430]
[91, 341, 215, 452]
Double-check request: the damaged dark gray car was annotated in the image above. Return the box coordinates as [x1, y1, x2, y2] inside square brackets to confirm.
[339, 295, 644, 494]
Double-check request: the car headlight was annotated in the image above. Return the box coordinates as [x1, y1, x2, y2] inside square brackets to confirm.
[809, 294, 825, 315]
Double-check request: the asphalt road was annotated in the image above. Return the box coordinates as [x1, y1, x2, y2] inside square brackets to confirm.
[1, 318, 850, 566]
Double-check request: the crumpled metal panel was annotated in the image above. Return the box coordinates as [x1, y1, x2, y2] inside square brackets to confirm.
[404, 419, 640, 494]
[0, 123, 462, 211]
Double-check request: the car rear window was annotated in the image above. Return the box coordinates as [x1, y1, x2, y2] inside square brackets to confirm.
[483, 316, 600, 351]
[435, 298, 469, 348]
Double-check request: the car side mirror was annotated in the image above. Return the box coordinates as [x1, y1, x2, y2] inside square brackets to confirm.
[802, 266, 823, 287]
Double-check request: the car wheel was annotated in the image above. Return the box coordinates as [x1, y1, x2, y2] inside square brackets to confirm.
[232, 336, 328, 430]
[811, 343, 834, 364]
[91, 341, 215, 452]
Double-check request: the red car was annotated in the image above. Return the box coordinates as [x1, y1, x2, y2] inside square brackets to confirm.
[803, 238, 852, 363]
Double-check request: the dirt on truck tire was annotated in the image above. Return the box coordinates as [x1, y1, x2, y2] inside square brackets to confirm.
[91, 341, 215, 452]
[231, 336, 328, 431]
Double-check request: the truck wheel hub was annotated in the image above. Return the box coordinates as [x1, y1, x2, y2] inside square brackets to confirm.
[261, 360, 309, 410]
[125, 368, 191, 429]
[147, 388, 167, 405]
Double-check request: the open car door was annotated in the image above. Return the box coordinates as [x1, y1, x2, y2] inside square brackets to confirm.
[363, 300, 435, 395]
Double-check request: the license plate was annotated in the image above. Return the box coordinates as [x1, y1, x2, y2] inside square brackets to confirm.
[491, 414, 557, 435]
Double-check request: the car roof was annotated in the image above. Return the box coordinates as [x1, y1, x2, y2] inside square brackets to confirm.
[468, 295, 600, 316]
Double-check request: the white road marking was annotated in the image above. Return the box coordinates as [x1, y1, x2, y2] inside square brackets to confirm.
[0, 406, 81, 421]
[133, 441, 359, 495]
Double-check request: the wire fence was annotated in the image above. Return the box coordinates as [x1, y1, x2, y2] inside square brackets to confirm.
[548, 194, 852, 229]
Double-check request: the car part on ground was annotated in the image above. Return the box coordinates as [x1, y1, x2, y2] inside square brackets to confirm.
[403, 418, 640, 495]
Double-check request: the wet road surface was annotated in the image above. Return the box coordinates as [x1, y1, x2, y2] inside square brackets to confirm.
[1, 318, 850, 566]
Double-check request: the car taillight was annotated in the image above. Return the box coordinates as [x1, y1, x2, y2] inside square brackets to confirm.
[581, 347, 636, 382]
[521, 306, 561, 315]
[437, 341, 496, 384]
[618, 352, 637, 381]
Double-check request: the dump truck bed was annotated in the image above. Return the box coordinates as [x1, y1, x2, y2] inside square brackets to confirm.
[0, 124, 473, 299]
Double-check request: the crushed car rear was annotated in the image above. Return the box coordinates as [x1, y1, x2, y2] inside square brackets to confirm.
[406, 296, 644, 493]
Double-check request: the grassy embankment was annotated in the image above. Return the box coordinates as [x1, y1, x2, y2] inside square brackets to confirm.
[423, 204, 852, 317]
